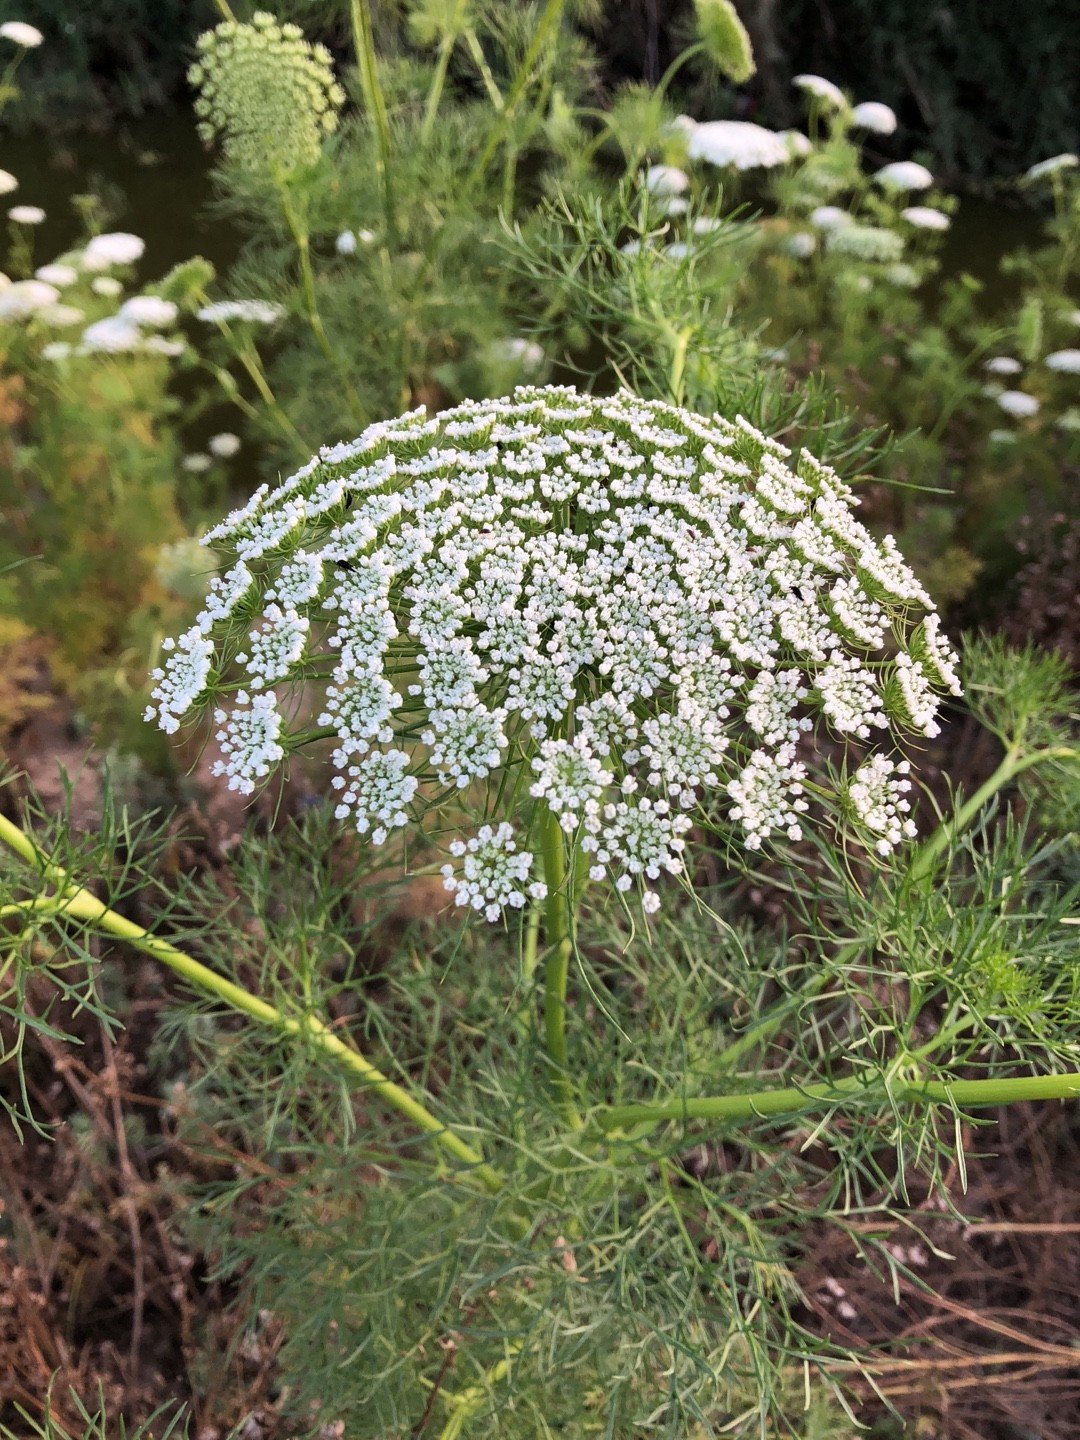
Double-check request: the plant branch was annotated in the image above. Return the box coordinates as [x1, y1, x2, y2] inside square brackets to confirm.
[597, 1069, 1080, 1135]
[0, 812, 501, 1192]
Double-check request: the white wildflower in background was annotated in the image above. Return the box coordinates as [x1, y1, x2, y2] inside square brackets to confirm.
[901, 206, 950, 231]
[1045, 349, 1080, 374]
[784, 232, 817, 259]
[35, 263, 77, 287]
[884, 263, 920, 288]
[490, 336, 544, 371]
[82, 232, 145, 270]
[687, 120, 793, 171]
[984, 356, 1022, 375]
[8, 204, 44, 225]
[793, 74, 848, 110]
[809, 205, 851, 230]
[988, 428, 1016, 445]
[39, 303, 84, 328]
[182, 453, 213, 473]
[0, 169, 17, 195]
[996, 390, 1040, 418]
[874, 161, 933, 192]
[0, 278, 59, 318]
[0, 21, 44, 47]
[143, 335, 186, 357]
[148, 386, 959, 915]
[335, 230, 358, 255]
[80, 316, 143, 353]
[644, 164, 689, 196]
[40, 340, 70, 361]
[209, 432, 242, 458]
[91, 276, 123, 298]
[1024, 153, 1078, 182]
[850, 101, 897, 135]
[119, 295, 179, 328]
[198, 298, 284, 325]
[825, 223, 905, 262]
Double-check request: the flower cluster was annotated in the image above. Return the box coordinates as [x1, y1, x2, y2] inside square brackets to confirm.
[147, 386, 960, 915]
[190, 11, 345, 180]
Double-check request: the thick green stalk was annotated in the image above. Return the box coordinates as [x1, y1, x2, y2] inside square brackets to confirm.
[540, 807, 579, 1122]
[0, 813, 501, 1192]
[420, 37, 455, 147]
[348, 0, 395, 237]
[598, 1070, 1080, 1134]
[910, 744, 1077, 882]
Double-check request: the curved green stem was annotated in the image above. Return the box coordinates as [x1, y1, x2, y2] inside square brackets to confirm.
[598, 1069, 1080, 1135]
[910, 743, 1078, 882]
[0, 812, 501, 1192]
[540, 807, 579, 1124]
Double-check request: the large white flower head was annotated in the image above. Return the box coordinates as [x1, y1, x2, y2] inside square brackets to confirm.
[686, 121, 794, 171]
[147, 387, 960, 916]
[850, 101, 897, 135]
[190, 11, 345, 180]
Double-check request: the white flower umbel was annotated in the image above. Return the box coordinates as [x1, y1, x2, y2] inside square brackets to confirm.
[644, 164, 690, 196]
[148, 386, 959, 914]
[985, 356, 1022, 376]
[1045, 349, 1080, 374]
[874, 161, 933, 192]
[82, 232, 145, 271]
[198, 299, 284, 325]
[8, 205, 45, 225]
[1024, 153, 1078, 182]
[0, 169, 17, 195]
[0, 21, 44, 47]
[687, 121, 793, 171]
[0, 279, 58, 318]
[441, 822, 546, 922]
[35, 263, 77, 287]
[846, 754, 916, 856]
[209, 431, 242, 457]
[850, 101, 897, 135]
[997, 390, 1040, 418]
[825, 223, 904, 262]
[793, 74, 848, 110]
[119, 295, 179, 328]
[901, 206, 950, 231]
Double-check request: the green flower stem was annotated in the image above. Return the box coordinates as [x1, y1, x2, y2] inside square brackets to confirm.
[420, 36, 455, 147]
[909, 743, 1078, 883]
[597, 1070, 1080, 1135]
[279, 188, 367, 426]
[469, 0, 567, 186]
[0, 812, 501, 1193]
[540, 806, 580, 1124]
[348, 0, 396, 238]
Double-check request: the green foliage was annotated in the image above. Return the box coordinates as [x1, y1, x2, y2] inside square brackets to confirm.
[0, 1392, 186, 1440]
[3, 632, 1077, 1430]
